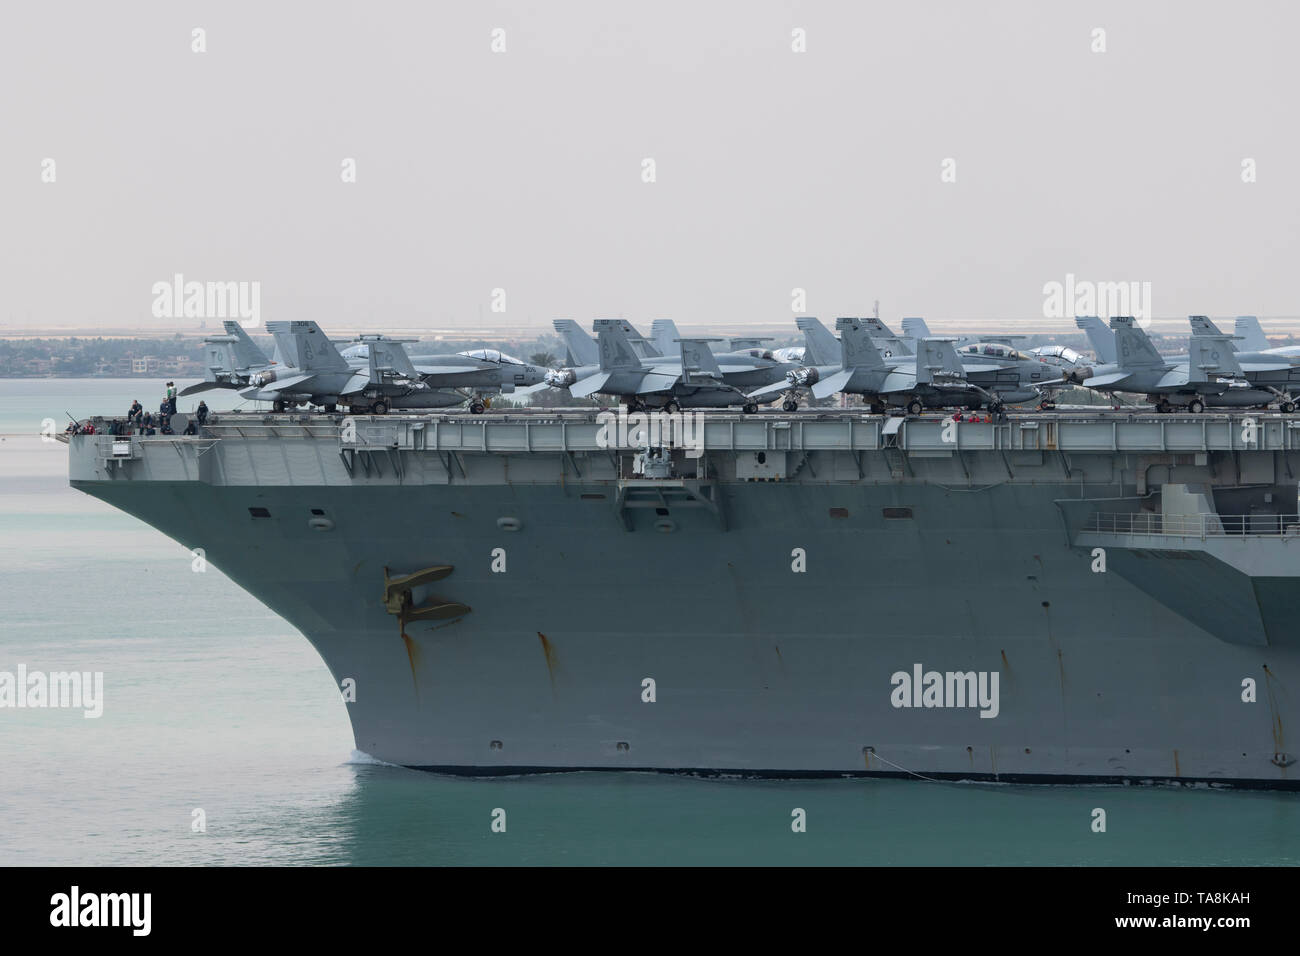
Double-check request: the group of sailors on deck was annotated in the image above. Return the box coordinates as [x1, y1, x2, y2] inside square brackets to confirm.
[67, 383, 210, 436]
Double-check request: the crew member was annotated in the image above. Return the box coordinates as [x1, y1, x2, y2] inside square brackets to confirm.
[196, 400, 209, 426]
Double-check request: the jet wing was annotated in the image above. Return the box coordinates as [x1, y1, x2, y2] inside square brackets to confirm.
[1082, 372, 1132, 388]
[341, 371, 372, 395]
[179, 381, 236, 396]
[635, 372, 683, 395]
[879, 371, 916, 393]
[748, 380, 793, 399]
[255, 373, 316, 393]
[569, 371, 612, 398]
[1239, 361, 1297, 373]
[1155, 370, 1193, 390]
[810, 369, 855, 399]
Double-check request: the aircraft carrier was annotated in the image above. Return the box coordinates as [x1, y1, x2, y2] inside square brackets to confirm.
[66, 407, 1300, 787]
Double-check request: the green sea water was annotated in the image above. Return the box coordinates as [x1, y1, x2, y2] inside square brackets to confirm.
[1, 378, 1299, 866]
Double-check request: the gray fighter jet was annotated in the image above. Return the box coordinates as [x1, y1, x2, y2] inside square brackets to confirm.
[547, 319, 797, 411]
[341, 338, 547, 413]
[179, 321, 276, 396]
[753, 317, 1060, 412]
[1079, 317, 1252, 412]
[1186, 315, 1300, 410]
[236, 322, 462, 413]
[750, 318, 989, 414]
[1075, 315, 1298, 411]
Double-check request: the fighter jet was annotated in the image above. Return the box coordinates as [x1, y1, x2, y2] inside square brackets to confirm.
[236, 322, 462, 413]
[753, 317, 1060, 412]
[1075, 315, 1298, 411]
[1186, 316, 1300, 410]
[547, 319, 797, 411]
[179, 322, 275, 396]
[749, 318, 989, 414]
[545, 319, 796, 411]
[341, 338, 547, 413]
[952, 339, 1075, 406]
[1079, 317, 1251, 412]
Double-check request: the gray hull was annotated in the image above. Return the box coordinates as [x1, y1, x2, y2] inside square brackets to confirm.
[69, 410, 1300, 786]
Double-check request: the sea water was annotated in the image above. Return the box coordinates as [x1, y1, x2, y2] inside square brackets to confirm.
[1, 379, 1298, 865]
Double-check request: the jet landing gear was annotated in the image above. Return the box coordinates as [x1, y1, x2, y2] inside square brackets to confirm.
[906, 399, 924, 416]
[469, 401, 487, 414]
[742, 402, 759, 415]
[782, 398, 799, 412]
[1187, 399, 1205, 414]
[1282, 401, 1298, 414]
[1155, 398, 1173, 414]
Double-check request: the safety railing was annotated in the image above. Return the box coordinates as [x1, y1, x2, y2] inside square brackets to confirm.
[1085, 512, 1300, 537]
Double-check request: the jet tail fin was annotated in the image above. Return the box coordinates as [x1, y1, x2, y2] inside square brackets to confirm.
[219, 320, 270, 369]
[365, 338, 418, 380]
[552, 319, 599, 367]
[199, 337, 240, 381]
[593, 319, 646, 372]
[1109, 316, 1165, 369]
[1187, 334, 1242, 383]
[916, 338, 966, 384]
[835, 317, 887, 371]
[1188, 315, 1224, 336]
[901, 316, 933, 339]
[677, 338, 723, 382]
[265, 321, 349, 372]
[651, 319, 682, 357]
[862, 316, 913, 357]
[1075, 315, 1118, 364]
[624, 322, 660, 359]
[794, 317, 840, 367]
[1235, 316, 1270, 352]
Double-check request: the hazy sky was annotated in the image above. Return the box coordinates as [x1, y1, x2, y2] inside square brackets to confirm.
[3, 1, 1298, 331]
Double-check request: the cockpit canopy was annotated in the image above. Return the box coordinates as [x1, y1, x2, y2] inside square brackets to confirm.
[462, 348, 526, 365]
[1033, 344, 1084, 366]
[963, 343, 1031, 361]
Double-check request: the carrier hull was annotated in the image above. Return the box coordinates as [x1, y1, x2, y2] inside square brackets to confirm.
[69, 409, 1300, 786]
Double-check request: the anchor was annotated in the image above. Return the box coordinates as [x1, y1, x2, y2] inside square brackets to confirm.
[382, 565, 471, 627]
